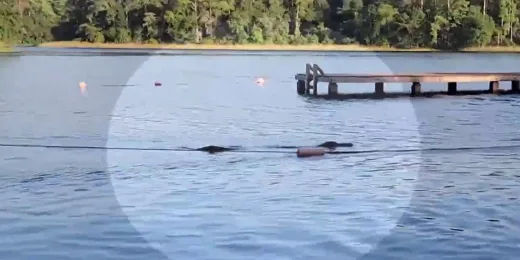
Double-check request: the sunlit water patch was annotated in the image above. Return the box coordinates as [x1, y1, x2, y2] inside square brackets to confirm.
[107, 53, 421, 259]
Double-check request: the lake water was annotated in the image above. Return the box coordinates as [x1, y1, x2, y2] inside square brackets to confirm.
[1, 48, 520, 259]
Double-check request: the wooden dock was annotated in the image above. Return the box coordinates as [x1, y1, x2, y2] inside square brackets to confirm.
[295, 63, 520, 99]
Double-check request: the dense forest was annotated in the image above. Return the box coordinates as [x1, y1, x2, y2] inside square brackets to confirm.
[0, 0, 518, 49]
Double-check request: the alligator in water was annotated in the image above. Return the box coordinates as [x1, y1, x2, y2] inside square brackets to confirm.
[195, 145, 238, 153]
[195, 142, 352, 153]
[317, 141, 354, 150]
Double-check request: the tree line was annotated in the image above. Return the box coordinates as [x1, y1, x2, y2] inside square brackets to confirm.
[0, 0, 518, 50]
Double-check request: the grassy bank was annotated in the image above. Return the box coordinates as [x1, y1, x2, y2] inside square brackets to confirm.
[0, 42, 14, 53]
[463, 46, 520, 52]
[37, 41, 520, 53]
[39, 41, 439, 52]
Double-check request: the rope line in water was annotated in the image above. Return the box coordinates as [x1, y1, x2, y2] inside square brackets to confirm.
[101, 84, 138, 87]
[0, 142, 520, 155]
[0, 143, 291, 153]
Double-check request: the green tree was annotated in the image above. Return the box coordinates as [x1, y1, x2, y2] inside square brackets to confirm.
[1, 0, 520, 49]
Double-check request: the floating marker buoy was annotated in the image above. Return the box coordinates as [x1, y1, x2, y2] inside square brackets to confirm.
[78, 81, 87, 95]
[154, 82, 162, 86]
[255, 77, 265, 87]
[296, 147, 326, 158]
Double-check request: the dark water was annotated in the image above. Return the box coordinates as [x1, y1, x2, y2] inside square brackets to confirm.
[1, 49, 520, 259]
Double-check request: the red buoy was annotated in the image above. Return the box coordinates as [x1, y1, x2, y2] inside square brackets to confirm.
[296, 147, 326, 158]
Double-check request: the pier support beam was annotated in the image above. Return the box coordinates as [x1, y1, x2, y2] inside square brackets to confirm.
[294, 67, 520, 99]
[328, 82, 338, 96]
[312, 64, 319, 96]
[304, 63, 312, 94]
[375, 82, 384, 97]
[411, 82, 421, 97]
[297, 80, 305, 95]
[512, 80, 520, 93]
[489, 81, 499, 94]
[448, 82, 457, 95]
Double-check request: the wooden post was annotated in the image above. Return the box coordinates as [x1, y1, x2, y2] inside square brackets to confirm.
[411, 82, 421, 97]
[448, 82, 457, 95]
[489, 81, 499, 94]
[512, 80, 520, 93]
[328, 82, 338, 96]
[305, 63, 311, 94]
[297, 80, 305, 95]
[312, 64, 319, 96]
[375, 82, 384, 97]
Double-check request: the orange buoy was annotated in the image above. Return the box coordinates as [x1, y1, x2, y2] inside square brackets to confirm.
[154, 82, 162, 86]
[78, 81, 87, 95]
[255, 77, 265, 87]
[296, 147, 326, 158]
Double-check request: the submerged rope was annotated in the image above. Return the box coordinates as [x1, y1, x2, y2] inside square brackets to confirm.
[0, 142, 519, 155]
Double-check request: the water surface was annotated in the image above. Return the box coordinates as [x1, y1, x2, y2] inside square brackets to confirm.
[0, 50, 520, 259]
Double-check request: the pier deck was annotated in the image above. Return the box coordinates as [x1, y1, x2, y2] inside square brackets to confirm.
[295, 64, 520, 99]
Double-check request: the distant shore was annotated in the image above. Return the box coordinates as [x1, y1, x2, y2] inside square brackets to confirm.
[38, 41, 436, 52]
[0, 42, 13, 53]
[37, 41, 520, 53]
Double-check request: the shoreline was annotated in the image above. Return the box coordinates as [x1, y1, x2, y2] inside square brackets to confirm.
[36, 41, 520, 53]
[0, 42, 14, 53]
[38, 41, 436, 52]
[0, 49, 18, 55]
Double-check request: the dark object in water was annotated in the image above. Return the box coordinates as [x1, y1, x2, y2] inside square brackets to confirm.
[196, 145, 234, 153]
[317, 141, 354, 149]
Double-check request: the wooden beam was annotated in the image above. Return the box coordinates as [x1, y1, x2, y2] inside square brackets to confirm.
[295, 73, 520, 84]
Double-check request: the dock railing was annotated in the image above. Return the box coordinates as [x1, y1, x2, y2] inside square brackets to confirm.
[302, 63, 326, 96]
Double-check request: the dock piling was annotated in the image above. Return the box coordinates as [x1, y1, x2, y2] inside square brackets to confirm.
[328, 82, 338, 96]
[489, 81, 500, 94]
[297, 80, 305, 95]
[375, 82, 384, 97]
[304, 63, 312, 94]
[411, 82, 421, 96]
[294, 64, 520, 99]
[513, 80, 520, 93]
[448, 82, 457, 95]
[312, 64, 319, 96]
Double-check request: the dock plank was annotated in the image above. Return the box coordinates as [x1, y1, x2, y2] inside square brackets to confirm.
[294, 63, 520, 98]
[294, 72, 520, 83]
